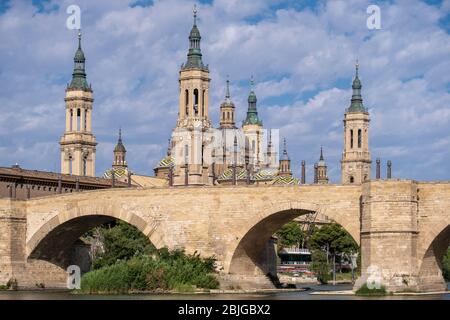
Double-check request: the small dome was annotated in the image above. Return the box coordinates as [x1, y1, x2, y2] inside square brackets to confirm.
[155, 156, 174, 169]
[248, 91, 257, 103]
[220, 100, 235, 108]
[352, 77, 361, 89]
[74, 48, 85, 62]
[114, 142, 126, 153]
[189, 25, 201, 39]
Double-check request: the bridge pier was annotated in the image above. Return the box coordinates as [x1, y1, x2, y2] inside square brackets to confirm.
[0, 199, 28, 286]
[0, 199, 67, 288]
[356, 180, 444, 293]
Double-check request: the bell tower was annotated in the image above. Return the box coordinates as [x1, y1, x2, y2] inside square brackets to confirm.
[242, 77, 264, 170]
[172, 5, 213, 186]
[112, 129, 127, 170]
[317, 147, 329, 184]
[60, 31, 97, 177]
[176, 5, 211, 129]
[219, 77, 236, 129]
[341, 61, 371, 184]
[278, 138, 292, 177]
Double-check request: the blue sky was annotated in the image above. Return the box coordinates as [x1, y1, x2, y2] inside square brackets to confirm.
[0, 0, 449, 182]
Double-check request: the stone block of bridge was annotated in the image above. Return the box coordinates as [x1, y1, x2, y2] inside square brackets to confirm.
[357, 180, 419, 292]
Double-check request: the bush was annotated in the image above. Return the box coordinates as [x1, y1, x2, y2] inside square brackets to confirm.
[80, 249, 219, 294]
[310, 250, 331, 284]
[89, 221, 157, 270]
[355, 283, 388, 296]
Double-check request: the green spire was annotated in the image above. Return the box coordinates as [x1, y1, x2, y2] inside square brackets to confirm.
[182, 4, 206, 70]
[243, 76, 262, 126]
[68, 30, 90, 91]
[348, 60, 366, 113]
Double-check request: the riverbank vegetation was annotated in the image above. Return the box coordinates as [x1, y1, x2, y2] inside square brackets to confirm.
[80, 221, 219, 293]
[355, 283, 388, 296]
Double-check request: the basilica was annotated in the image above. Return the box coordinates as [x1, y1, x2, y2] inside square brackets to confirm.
[57, 7, 386, 188]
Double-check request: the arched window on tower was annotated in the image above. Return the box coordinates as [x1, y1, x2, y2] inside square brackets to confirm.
[194, 89, 199, 115]
[350, 129, 354, 149]
[185, 89, 189, 116]
[68, 154, 73, 175]
[83, 155, 88, 176]
[70, 109, 73, 131]
[77, 108, 81, 131]
[184, 144, 189, 164]
[350, 176, 354, 184]
[358, 129, 362, 148]
[84, 109, 88, 130]
[202, 90, 205, 117]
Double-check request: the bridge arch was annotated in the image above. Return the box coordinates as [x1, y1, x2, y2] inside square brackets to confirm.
[27, 208, 164, 268]
[417, 222, 450, 291]
[225, 201, 360, 276]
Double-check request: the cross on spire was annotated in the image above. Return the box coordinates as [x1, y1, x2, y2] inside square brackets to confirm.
[193, 4, 197, 25]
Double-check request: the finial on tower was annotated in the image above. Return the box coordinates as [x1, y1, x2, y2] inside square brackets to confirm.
[226, 75, 230, 99]
[193, 4, 197, 25]
[250, 75, 254, 89]
[320, 146, 324, 161]
[78, 29, 82, 48]
[355, 59, 359, 77]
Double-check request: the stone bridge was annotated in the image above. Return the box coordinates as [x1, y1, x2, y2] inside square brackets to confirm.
[0, 180, 449, 292]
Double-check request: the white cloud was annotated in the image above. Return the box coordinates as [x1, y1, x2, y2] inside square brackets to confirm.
[0, 0, 448, 182]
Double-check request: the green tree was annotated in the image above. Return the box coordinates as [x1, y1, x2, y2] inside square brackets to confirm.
[310, 250, 330, 284]
[89, 220, 156, 270]
[309, 223, 358, 255]
[443, 247, 450, 281]
[276, 221, 305, 248]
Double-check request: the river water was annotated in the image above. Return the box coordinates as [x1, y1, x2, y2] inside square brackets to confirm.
[0, 283, 449, 300]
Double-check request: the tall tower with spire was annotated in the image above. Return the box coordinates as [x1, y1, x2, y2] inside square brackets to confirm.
[172, 5, 213, 186]
[317, 147, 329, 184]
[112, 129, 127, 170]
[242, 77, 264, 169]
[341, 61, 371, 184]
[219, 77, 236, 129]
[60, 30, 97, 177]
[278, 138, 292, 177]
